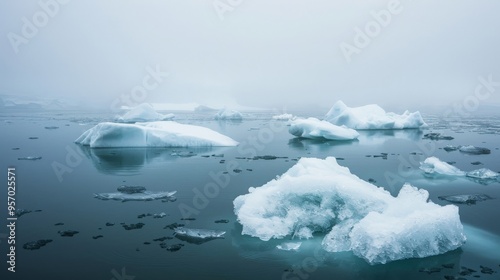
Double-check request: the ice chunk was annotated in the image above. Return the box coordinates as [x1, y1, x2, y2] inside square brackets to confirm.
[272, 114, 296, 121]
[233, 157, 465, 265]
[324, 100, 427, 130]
[276, 242, 302, 251]
[23, 240, 52, 250]
[18, 156, 42, 161]
[75, 121, 238, 148]
[423, 133, 454, 140]
[438, 194, 493, 205]
[459, 145, 491, 155]
[289, 118, 359, 141]
[443, 145, 459, 152]
[419, 157, 466, 176]
[214, 108, 243, 120]
[466, 168, 499, 179]
[349, 185, 465, 265]
[115, 103, 175, 123]
[94, 190, 176, 202]
[174, 227, 226, 239]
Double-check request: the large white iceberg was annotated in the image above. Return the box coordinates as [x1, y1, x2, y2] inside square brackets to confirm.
[289, 118, 359, 141]
[233, 157, 465, 265]
[115, 103, 175, 122]
[214, 108, 243, 120]
[75, 121, 239, 148]
[419, 157, 466, 176]
[324, 101, 427, 130]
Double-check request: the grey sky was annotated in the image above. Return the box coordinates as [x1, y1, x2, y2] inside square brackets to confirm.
[1, 0, 499, 111]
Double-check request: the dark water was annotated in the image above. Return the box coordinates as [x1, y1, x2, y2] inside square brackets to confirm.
[1, 110, 499, 280]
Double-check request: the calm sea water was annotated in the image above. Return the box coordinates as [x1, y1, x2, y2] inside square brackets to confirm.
[1, 109, 499, 280]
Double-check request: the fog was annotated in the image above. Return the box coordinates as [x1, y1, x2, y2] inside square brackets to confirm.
[1, 0, 499, 111]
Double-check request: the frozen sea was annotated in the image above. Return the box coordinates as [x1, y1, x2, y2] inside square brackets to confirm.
[1, 109, 499, 280]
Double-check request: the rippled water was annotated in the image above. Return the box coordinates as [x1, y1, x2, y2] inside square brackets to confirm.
[1, 109, 499, 280]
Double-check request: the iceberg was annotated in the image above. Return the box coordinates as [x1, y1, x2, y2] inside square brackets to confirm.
[438, 194, 493, 205]
[174, 227, 226, 239]
[94, 190, 176, 202]
[458, 145, 491, 155]
[75, 121, 238, 148]
[272, 114, 296, 121]
[276, 242, 302, 251]
[233, 157, 465, 265]
[115, 103, 175, 122]
[214, 108, 243, 120]
[419, 157, 466, 176]
[324, 100, 427, 130]
[289, 118, 359, 141]
[466, 168, 499, 180]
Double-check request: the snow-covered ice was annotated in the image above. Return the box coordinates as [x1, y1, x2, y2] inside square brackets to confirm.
[115, 103, 175, 122]
[272, 113, 296, 121]
[94, 190, 176, 202]
[75, 121, 238, 148]
[174, 228, 226, 239]
[276, 242, 302, 251]
[289, 118, 359, 141]
[419, 157, 466, 176]
[214, 108, 243, 120]
[233, 157, 465, 265]
[324, 101, 427, 130]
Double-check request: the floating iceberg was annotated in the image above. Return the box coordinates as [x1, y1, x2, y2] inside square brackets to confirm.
[419, 157, 466, 176]
[214, 108, 243, 120]
[289, 118, 359, 141]
[94, 190, 176, 202]
[458, 145, 491, 155]
[115, 103, 175, 122]
[466, 168, 499, 180]
[174, 228, 226, 244]
[233, 157, 465, 265]
[272, 114, 296, 121]
[276, 242, 302, 251]
[75, 121, 238, 148]
[324, 101, 427, 130]
[438, 194, 493, 205]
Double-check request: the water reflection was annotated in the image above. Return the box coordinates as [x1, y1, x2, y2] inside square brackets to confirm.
[357, 129, 424, 145]
[76, 145, 231, 175]
[288, 138, 358, 153]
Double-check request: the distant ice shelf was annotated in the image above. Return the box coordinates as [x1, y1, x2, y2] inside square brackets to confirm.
[233, 157, 465, 265]
[324, 100, 427, 129]
[75, 121, 239, 148]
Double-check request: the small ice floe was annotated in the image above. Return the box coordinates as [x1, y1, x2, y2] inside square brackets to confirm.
[95, 186, 176, 202]
[18, 156, 42, 161]
[438, 194, 493, 205]
[174, 227, 225, 244]
[276, 242, 302, 251]
[252, 155, 287, 160]
[289, 117, 359, 141]
[459, 145, 491, 155]
[23, 240, 52, 250]
[466, 168, 499, 180]
[44, 126, 59, 129]
[443, 145, 459, 152]
[153, 213, 167, 219]
[419, 157, 466, 176]
[423, 133, 454, 140]
[272, 114, 296, 121]
[214, 108, 243, 121]
[58, 230, 79, 237]
[171, 151, 197, 157]
[122, 223, 145, 230]
[15, 209, 42, 218]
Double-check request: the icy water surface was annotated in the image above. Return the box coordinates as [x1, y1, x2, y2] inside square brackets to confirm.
[1, 109, 499, 280]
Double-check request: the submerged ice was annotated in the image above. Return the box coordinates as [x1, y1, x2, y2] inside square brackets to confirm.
[75, 121, 238, 148]
[289, 118, 359, 141]
[324, 100, 427, 130]
[233, 157, 465, 265]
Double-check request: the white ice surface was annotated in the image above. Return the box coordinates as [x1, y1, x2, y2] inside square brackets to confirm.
[324, 100, 427, 130]
[75, 121, 238, 148]
[272, 114, 296, 121]
[214, 108, 243, 120]
[419, 157, 466, 176]
[115, 103, 175, 122]
[276, 242, 302, 251]
[234, 157, 465, 265]
[289, 118, 359, 141]
[174, 228, 226, 239]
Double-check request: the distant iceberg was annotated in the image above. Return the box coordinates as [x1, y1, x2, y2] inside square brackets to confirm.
[324, 101, 427, 129]
[214, 108, 243, 120]
[75, 121, 238, 148]
[272, 114, 296, 121]
[94, 190, 177, 202]
[289, 118, 359, 141]
[233, 157, 465, 265]
[115, 103, 175, 123]
[419, 157, 466, 176]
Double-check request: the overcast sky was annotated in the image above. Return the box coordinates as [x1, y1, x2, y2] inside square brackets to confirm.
[1, 0, 499, 111]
